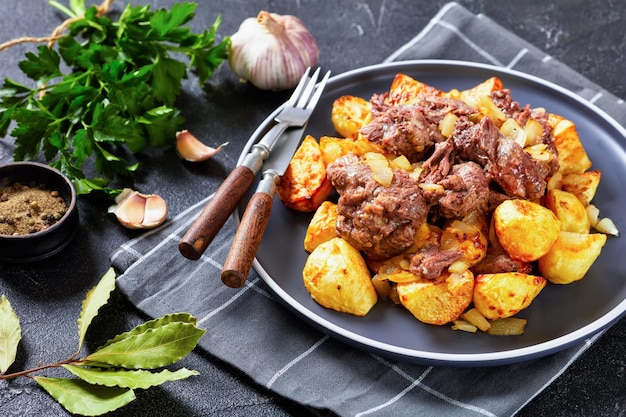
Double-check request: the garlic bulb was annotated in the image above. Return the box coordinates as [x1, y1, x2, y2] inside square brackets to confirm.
[109, 188, 168, 229]
[176, 130, 228, 162]
[229, 11, 319, 91]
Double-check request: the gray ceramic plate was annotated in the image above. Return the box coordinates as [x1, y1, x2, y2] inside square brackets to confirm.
[236, 60, 626, 366]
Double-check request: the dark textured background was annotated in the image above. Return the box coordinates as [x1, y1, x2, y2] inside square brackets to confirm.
[1, 1, 624, 416]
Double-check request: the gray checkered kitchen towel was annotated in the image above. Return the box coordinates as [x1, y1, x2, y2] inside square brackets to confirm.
[111, 3, 626, 416]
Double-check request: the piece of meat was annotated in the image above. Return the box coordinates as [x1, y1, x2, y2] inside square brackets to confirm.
[453, 116, 553, 200]
[419, 138, 455, 184]
[490, 89, 532, 126]
[489, 137, 551, 200]
[436, 162, 490, 218]
[452, 116, 499, 167]
[327, 153, 429, 260]
[471, 247, 533, 275]
[410, 248, 464, 280]
[415, 95, 477, 125]
[359, 105, 439, 162]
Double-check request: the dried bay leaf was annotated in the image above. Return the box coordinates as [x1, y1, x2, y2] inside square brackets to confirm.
[98, 312, 197, 349]
[77, 268, 116, 353]
[34, 377, 135, 416]
[83, 320, 205, 369]
[0, 295, 21, 373]
[63, 365, 199, 389]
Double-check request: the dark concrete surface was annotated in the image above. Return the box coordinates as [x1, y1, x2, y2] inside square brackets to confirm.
[1, 1, 624, 416]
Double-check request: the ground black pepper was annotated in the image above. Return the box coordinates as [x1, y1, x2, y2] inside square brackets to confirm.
[0, 181, 68, 236]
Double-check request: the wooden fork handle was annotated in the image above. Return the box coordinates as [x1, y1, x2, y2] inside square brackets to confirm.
[178, 165, 256, 260]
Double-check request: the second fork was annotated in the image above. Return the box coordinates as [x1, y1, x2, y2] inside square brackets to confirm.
[178, 68, 327, 260]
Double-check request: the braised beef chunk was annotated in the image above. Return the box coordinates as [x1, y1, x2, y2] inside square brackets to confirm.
[490, 137, 551, 200]
[532, 107, 560, 176]
[453, 116, 499, 167]
[359, 105, 439, 162]
[436, 162, 490, 218]
[327, 153, 429, 260]
[452, 115, 554, 201]
[419, 138, 455, 184]
[471, 247, 533, 275]
[490, 89, 532, 126]
[415, 96, 476, 125]
[410, 248, 464, 280]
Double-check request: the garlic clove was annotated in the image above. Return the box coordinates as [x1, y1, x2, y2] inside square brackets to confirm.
[142, 194, 169, 228]
[109, 188, 168, 229]
[228, 11, 319, 91]
[176, 130, 228, 162]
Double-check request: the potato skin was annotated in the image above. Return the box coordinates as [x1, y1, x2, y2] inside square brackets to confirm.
[277, 135, 334, 212]
[387, 73, 444, 106]
[560, 170, 601, 206]
[440, 218, 488, 267]
[550, 117, 593, 175]
[493, 199, 561, 262]
[537, 231, 607, 284]
[473, 272, 547, 320]
[331, 95, 372, 139]
[303, 237, 377, 316]
[319, 135, 360, 166]
[396, 270, 474, 325]
[303, 201, 338, 253]
[543, 189, 590, 233]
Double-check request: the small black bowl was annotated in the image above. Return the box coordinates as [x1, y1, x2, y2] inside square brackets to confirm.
[0, 162, 79, 262]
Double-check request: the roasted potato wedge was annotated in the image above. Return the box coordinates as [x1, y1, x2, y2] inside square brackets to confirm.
[303, 201, 338, 253]
[493, 199, 561, 262]
[473, 272, 547, 320]
[331, 95, 372, 139]
[551, 118, 593, 174]
[537, 231, 607, 284]
[387, 73, 444, 106]
[303, 237, 378, 316]
[459, 77, 504, 104]
[560, 170, 601, 206]
[396, 270, 474, 325]
[277, 135, 333, 212]
[440, 218, 488, 268]
[319, 136, 360, 165]
[543, 189, 590, 233]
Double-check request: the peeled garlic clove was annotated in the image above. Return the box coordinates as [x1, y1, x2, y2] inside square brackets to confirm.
[229, 11, 319, 90]
[176, 130, 228, 162]
[110, 189, 168, 229]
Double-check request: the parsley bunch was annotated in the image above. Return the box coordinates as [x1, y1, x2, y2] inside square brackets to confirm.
[0, 2, 229, 195]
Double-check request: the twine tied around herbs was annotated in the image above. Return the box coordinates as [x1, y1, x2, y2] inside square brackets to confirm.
[0, 0, 114, 52]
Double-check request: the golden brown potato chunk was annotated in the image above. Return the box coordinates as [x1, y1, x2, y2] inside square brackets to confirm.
[331, 95, 372, 139]
[537, 231, 607, 284]
[319, 136, 360, 166]
[396, 270, 474, 325]
[303, 237, 378, 316]
[543, 189, 590, 233]
[387, 73, 444, 106]
[493, 199, 561, 262]
[560, 170, 601, 206]
[303, 201, 338, 253]
[277, 135, 333, 212]
[473, 272, 547, 320]
[440, 218, 488, 268]
[551, 117, 593, 175]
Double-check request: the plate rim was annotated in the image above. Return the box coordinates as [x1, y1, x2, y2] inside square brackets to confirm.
[237, 59, 626, 366]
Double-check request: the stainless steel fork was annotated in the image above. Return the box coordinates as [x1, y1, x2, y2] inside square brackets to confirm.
[179, 68, 330, 260]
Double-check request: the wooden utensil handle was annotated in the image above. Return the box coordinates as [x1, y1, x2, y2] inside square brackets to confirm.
[221, 191, 274, 288]
[178, 165, 256, 260]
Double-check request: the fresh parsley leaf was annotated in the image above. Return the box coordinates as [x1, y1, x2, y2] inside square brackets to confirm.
[0, 2, 230, 196]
